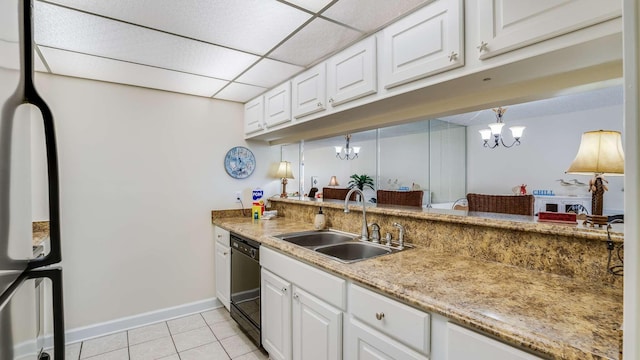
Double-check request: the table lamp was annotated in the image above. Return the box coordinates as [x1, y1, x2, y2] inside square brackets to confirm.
[565, 130, 624, 220]
[276, 161, 294, 198]
[328, 176, 339, 187]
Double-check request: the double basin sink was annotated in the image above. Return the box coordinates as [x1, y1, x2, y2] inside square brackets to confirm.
[275, 229, 403, 263]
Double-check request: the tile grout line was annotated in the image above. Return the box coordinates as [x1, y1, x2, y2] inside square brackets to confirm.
[167, 320, 180, 360]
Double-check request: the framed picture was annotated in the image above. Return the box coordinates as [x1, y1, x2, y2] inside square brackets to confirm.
[310, 176, 319, 188]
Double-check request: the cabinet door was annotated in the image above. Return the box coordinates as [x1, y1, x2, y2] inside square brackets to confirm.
[447, 323, 542, 359]
[346, 318, 427, 360]
[244, 96, 264, 134]
[476, 0, 621, 59]
[292, 287, 342, 360]
[292, 63, 326, 119]
[382, 0, 463, 89]
[327, 37, 377, 107]
[214, 226, 230, 247]
[264, 82, 292, 128]
[261, 269, 292, 360]
[214, 242, 230, 311]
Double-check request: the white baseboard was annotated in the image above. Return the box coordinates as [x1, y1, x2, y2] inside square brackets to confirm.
[43, 297, 222, 348]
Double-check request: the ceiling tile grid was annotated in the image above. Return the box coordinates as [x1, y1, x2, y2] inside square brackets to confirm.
[32, 0, 437, 102]
[39, 46, 229, 97]
[45, 0, 313, 56]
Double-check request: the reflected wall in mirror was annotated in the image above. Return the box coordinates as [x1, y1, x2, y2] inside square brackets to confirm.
[277, 83, 624, 215]
[458, 85, 624, 214]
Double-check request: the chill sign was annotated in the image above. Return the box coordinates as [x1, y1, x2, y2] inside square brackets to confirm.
[252, 189, 264, 201]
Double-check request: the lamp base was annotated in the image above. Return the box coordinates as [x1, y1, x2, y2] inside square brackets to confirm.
[280, 178, 288, 198]
[591, 176, 604, 215]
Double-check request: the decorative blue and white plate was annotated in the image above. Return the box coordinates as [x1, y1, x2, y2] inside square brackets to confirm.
[224, 146, 256, 179]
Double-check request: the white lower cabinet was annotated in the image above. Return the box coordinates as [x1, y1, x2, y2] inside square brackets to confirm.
[214, 226, 230, 311]
[447, 323, 542, 360]
[346, 318, 428, 360]
[261, 247, 345, 360]
[261, 269, 292, 360]
[347, 284, 430, 360]
[292, 287, 342, 360]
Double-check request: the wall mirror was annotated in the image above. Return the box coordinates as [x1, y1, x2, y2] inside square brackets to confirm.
[279, 83, 624, 216]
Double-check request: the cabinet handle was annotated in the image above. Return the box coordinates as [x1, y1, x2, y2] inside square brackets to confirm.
[217, 234, 222, 238]
[223, 252, 228, 255]
[477, 41, 488, 53]
[448, 51, 458, 62]
[317, 102, 322, 107]
[328, 97, 334, 103]
[375, 312, 385, 320]
[282, 287, 287, 293]
[293, 293, 299, 300]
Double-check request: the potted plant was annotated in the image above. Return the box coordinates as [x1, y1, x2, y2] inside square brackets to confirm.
[348, 174, 375, 191]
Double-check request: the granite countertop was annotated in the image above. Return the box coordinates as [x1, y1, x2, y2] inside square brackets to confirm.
[213, 216, 623, 360]
[32, 221, 50, 247]
[269, 197, 624, 243]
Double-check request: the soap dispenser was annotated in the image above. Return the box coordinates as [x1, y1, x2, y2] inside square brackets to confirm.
[314, 207, 326, 229]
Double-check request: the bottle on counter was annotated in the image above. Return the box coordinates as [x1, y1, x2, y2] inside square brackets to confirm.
[314, 207, 326, 229]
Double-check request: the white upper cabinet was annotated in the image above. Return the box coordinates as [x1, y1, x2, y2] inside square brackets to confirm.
[382, 0, 463, 89]
[264, 82, 292, 128]
[243, 96, 264, 134]
[292, 63, 327, 119]
[476, 0, 622, 60]
[327, 36, 377, 107]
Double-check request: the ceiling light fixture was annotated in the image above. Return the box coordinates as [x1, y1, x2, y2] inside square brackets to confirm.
[478, 107, 525, 149]
[335, 134, 360, 160]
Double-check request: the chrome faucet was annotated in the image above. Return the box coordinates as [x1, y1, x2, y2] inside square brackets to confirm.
[344, 188, 368, 241]
[393, 222, 405, 249]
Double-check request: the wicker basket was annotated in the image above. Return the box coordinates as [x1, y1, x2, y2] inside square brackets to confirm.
[376, 190, 424, 207]
[466, 193, 535, 216]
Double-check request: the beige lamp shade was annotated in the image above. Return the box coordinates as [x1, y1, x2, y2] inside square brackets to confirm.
[328, 176, 339, 186]
[566, 130, 624, 175]
[275, 161, 294, 179]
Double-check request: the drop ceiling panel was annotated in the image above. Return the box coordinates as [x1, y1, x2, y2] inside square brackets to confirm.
[269, 18, 363, 66]
[237, 58, 304, 88]
[43, 0, 312, 56]
[215, 82, 267, 103]
[34, 2, 259, 80]
[323, 0, 431, 32]
[39, 46, 228, 97]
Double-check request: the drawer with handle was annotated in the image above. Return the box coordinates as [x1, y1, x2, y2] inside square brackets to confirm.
[349, 283, 430, 355]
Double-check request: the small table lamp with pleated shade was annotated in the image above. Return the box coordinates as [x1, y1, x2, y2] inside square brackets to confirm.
[565, 130, 624, 217]
[276, 161, 294, 198]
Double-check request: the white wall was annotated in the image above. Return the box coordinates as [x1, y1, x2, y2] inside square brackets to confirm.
[467, 105, 624, 213]
[32, 73, 280, 331]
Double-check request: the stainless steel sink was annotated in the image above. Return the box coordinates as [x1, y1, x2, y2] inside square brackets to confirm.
[275, 230, 403, 263]
[275, 230, 357, 247]
[315, 242, 394, 263]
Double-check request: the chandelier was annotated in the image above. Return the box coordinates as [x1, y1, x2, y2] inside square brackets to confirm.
[478, 107, 525, 148]
[335, 134, 360, 160]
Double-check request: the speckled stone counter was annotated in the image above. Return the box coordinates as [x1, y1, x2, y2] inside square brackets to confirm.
[32, 221, 50, 247]
[211, 215, 623, 360]
[268, 197, 624, 289]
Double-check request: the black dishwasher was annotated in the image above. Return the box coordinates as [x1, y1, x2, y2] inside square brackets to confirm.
[229, 233, 261, 347]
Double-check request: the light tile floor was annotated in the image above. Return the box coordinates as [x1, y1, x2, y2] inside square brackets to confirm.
[53, 308, 268, 360]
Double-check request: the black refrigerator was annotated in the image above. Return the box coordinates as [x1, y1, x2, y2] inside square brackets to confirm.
[0, 0, 65, 359]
